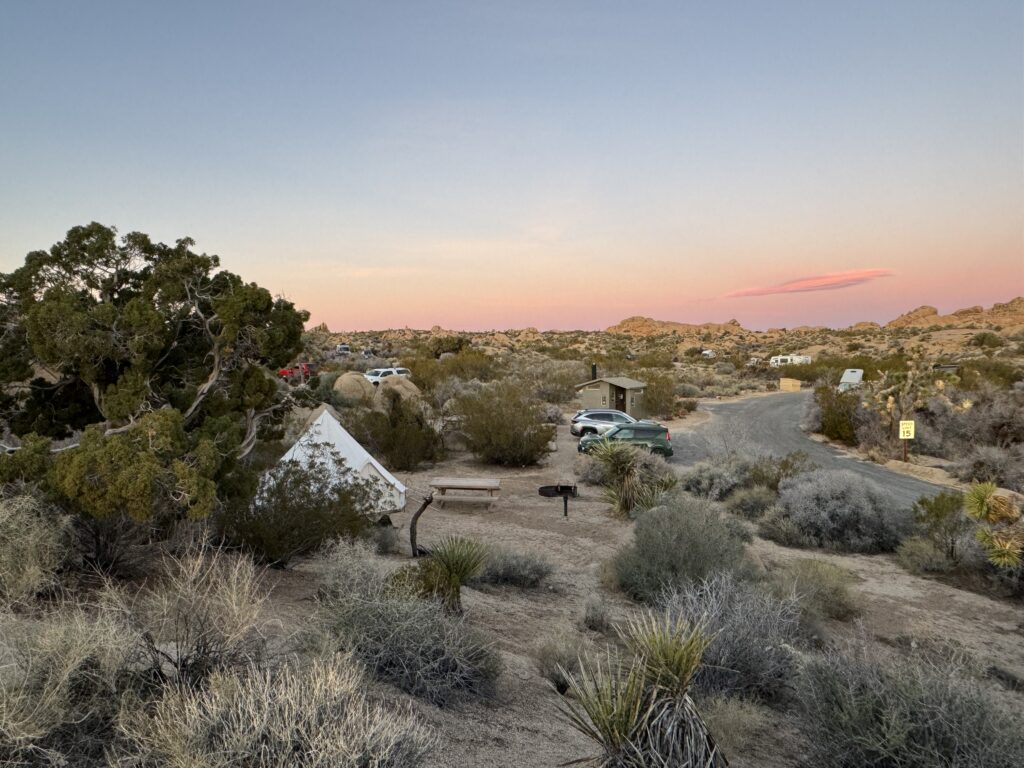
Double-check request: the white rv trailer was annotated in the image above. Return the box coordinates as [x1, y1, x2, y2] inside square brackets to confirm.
[769, 354, 812, 367]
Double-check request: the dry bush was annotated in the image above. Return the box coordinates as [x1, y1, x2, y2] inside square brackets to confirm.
[679, 456, 752, 501]
[473, 545, 554, 589]
[115, 654, 435, 768]
[536, 629, 588, 695]
[373, 524, 404, 555]
[0, 606, 143, 764]
[775, 469, 912, 553]
[581, 592, 611, 633]
[612, 493, 752, 603]
[0, 492, 71, 605]
[697, 695, 771, 760]
[314, 541, 501, 705]
[952, 444, 1024, 492]
[661, 573, 803, 703]
[574, 454, 608, 486]
[797, 642, 1024, 767]
[122, 549, 272, 687]
[724, 485, 777, 519]
[896, 536, 956, 575]
[769, 559, 861, 622]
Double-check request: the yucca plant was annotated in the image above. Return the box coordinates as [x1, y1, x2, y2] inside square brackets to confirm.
[559, 618, 727, 767]
[621, 611, 711, 699]
[964, 482, 1024, 568]
[589, 441, 676, 518]
[421, 536, 488, 613]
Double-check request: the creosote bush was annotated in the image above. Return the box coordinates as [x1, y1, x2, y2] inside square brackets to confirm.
[725, 485, 777, 519]
[455, 382, 554, 466]
[911, 490, 971, 563]
[797, 642, 1024, 768]
[473, 545, 554, 589]
[679, 456, 752, 501]
[612, 493, 751, 603]
[314, 541, 501, 705]
[769, 558, 861, 623]
[0, 491, 71, 604]
[662, 574, 803, 703]
[771, 469, 912, 553]
[346, 391, 444, 471]
[115, 653, 436, 768]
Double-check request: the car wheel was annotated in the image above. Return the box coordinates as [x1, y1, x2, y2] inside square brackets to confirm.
[650, 447, 666, 456]
[581, 427, 596, 436]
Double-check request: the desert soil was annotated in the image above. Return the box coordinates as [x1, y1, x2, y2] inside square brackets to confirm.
[265, 401, 1024, 768]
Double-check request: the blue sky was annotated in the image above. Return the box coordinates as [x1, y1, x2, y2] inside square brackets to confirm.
[1, 1, 1021, 329]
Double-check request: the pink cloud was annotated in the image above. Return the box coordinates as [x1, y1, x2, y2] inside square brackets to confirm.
[726, 268, 894, 298]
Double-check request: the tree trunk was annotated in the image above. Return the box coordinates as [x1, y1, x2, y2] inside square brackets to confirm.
[409, 493, 433, 557]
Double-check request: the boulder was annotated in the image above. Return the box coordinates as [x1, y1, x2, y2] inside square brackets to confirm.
[373, 376, 422, 409]
[333, 371, 375, 403]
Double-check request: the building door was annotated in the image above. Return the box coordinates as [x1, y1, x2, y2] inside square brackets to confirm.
[615, 387, 626, 413]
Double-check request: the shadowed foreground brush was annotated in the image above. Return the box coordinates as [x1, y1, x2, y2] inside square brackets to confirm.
[558, 610, 727, 768]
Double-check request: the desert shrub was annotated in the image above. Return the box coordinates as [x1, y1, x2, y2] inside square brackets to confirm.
[770, 559, 861, 622]
[642, 372, 676, 418]
[346, 393, 444, 471]
[758, 505, 813, 548]
[541, 403, 565, 424]
[775, 469, 912, 553]
[528, 360, 589, 404]
[115, 654, 435, 768]
[697, 695, 770, 761]
[814, 385, 858, 444]
[0, 606, 143, 763]
[581, 592, 611, 633]
[372, 524, 403, 555]
[952, 444, 1024, 492]
[0, 492, 71, 604]
[574, 453, 608, 485]
[714, 362, 736, 375]
[123, 550, 271, 688]
[536, 629, 588, 694]
[473, 545, 553, 589]
[589, 441, 677, 518]
[679, 398, 699, 413]
[315, 542, 501, 705]
[969, 331, 1005, 349]
[724, 485, 777, 519]
[911, 490, 971, 563]
[416, 536, 488, 613]
[612, 493, 751, 603]
[455, 381, 554, 466]
[427, 334, 470, 358]
[749, 450, 814, 491]
[797, 642, 1024, 767]
[679, 455, 752, 500]
[896, 536, 955, 574]
[221, 442, 376, 565]
[676, 382, 701, 397]
[559, 619, 725, 767]
[662, 573, 803, 703]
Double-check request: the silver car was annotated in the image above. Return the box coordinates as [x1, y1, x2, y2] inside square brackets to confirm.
[570, 409, 637, 437]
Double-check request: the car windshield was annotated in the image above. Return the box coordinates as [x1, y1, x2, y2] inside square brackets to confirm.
[367, 369, 382, 376]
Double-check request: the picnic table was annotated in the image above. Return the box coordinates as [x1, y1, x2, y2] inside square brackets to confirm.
[429, 477, 501, 507]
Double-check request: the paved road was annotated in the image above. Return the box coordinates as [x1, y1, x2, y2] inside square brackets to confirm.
[671, 391, 942, 508]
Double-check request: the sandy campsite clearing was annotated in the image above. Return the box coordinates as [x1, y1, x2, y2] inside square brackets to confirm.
[265, 400, 1024, 768]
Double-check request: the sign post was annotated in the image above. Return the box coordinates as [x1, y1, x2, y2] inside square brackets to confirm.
[898, 420, 915, 462]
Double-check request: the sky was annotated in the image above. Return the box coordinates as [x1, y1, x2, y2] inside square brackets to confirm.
[1, 1, 1022, 331]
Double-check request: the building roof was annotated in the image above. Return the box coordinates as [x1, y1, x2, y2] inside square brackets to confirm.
[575, 376, 647, 390]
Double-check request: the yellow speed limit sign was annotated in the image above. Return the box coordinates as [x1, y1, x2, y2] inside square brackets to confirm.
[899, 420, 915, 440]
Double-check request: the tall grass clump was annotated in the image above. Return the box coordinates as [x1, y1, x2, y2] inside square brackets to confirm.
[661, 573, 803, 703]
[612, 493, 751, 603]
[559, 611, 726, 768]
[797, 642, 1024, 767]
[536, 629, 588, 695]
[589, 441, 676, 518]
[769, 558, 861, 623]
[0, 492, 71, 604]
[473, 545, 554, 589]
[115, 654, 436, 768]
[768, 469, 912, 553]
[314, 542, 501, 705]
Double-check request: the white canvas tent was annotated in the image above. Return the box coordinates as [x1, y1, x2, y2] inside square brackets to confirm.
[279, 404, 407, 514]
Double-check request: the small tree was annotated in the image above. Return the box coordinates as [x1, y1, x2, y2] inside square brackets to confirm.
[911, 491, 971, 563]
[814, 386, 858, 444]
[221, 442, 377, 566]
[455, 382, 554, 466]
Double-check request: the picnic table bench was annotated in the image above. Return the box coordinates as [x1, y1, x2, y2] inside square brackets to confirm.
[430, 477, 501, 507]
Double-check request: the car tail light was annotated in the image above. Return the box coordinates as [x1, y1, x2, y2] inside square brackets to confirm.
[666, 430, 671, 441]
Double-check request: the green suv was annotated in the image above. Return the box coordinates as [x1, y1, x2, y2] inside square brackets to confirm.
[577, 423, 673, 457]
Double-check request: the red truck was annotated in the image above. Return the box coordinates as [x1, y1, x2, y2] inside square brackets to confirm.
[277, 362, 318, 381]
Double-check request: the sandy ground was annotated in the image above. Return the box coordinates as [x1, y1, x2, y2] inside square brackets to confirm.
[264, 403, 1024, 768]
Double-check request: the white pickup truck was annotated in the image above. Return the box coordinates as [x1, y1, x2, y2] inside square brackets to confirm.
[363, 367, 412, 385]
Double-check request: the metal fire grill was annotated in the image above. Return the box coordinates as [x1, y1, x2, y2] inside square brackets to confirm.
[538, 483, 578, 517]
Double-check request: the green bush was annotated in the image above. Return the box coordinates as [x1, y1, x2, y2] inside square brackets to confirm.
[346, 392, 443, 471]
[725, 486, 777, 519]
[896, 536, 955, 574]
[115, 654, 435, 767]
[642, 372, 676, 418]
[797, 643, 1024, 767]
[911, 490, 971, 563]
[455, 382, 554, 466]
[473, 545, 554, 588]
[221, 443, 376, 566]
[613, 493, 751, 603]
[969, 331, 1005, 349]
[814, 386, 858, 444]
[749, 451, 814, 491]
[679, 456, 752, 500]
[679, 398, 699, 413]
